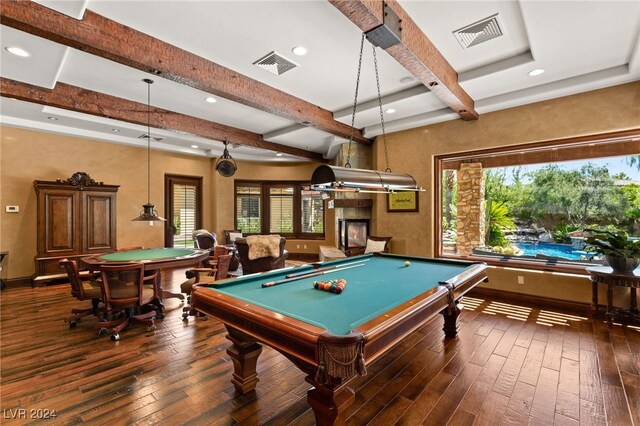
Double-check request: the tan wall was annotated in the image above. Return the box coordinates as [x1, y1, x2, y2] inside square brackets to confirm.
[372, 81, 640, 302]
[0, 127, 332, 279]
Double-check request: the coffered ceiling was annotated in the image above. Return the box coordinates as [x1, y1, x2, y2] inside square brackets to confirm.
[1, 0, 638, 163]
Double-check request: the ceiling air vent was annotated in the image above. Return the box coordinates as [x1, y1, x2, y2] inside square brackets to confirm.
[253, 51, 298, 76]
[138, 134, 163, 142]
[453, 13, 502, 49]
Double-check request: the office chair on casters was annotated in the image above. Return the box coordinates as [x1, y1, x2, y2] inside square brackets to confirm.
[95, 263, 161, 341]
[181, 253, 233, 322]
[59, 258, 103, 329]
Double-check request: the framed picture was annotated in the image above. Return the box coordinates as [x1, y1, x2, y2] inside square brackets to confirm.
[387, 191, 419, 212]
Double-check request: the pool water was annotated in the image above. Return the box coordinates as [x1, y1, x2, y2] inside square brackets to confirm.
[514, 242, 593, 260]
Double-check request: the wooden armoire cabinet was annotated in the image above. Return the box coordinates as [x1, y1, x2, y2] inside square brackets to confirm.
[33, 172, 119, 284]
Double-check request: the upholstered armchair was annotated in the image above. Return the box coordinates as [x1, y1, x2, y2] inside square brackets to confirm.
[193, 230, 217, 250]
[344, 235, 392, 257]
[235, 236, 288, 275]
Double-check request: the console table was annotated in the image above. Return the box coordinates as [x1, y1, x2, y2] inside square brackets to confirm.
[587, 266, 640, 325]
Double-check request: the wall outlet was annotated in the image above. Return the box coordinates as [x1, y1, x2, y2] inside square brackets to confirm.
[303, 244, 307, 249]
[5, 205, 19, 213]
[517, 276, 524, 284]
[149, 221, 154, 227]
[296, 244, 300, 249]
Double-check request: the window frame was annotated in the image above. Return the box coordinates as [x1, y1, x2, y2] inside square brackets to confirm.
[164, 174, 203, 248]
[234, 180, 325, 239]
[434, 129, 640, 275]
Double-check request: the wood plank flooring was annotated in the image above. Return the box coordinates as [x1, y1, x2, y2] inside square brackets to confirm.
[1, 269, 639, 425]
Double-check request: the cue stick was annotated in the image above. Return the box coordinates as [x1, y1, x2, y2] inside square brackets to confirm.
[285, 259, 369, 279]
[262, 264, 364, 288]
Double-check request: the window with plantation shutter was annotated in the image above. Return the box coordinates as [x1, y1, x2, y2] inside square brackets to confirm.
[301, 188, 324, 235]
[234, 181, 324, 238]
[236, 184, 262, 233]
[172, 184, 197, 248]
[165, 175, 202, 248]
[269, 186, 294, 234]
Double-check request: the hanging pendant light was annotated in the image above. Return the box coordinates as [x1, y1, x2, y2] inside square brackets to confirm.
[310, 33, 424, 194]
[215, 140, 237, 177]
[132, 78, 166, 222]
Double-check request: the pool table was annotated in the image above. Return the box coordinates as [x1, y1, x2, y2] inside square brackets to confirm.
[82, 248, 209, 304]
[191, 253, 487, 425]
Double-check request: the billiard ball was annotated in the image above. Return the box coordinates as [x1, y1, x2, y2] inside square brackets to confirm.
[405, 261, 411, 267]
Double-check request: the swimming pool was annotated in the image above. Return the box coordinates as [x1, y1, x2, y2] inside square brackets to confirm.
[513, 242, 593, 260]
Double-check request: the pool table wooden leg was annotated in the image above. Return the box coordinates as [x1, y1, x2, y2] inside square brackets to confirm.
[225, 326, 263, 394]
[442, 301, 461, 338]
[306, 378, 355, 426]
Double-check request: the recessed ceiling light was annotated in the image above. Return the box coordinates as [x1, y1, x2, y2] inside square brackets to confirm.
[112, 128, 120, 132]
[275, 152, 283, 157]
[528, 68, 545, 76]
[385, 108, 396, 114]
[291, 46, 307, 56]
[47, 116, 58, 121]
[205, 97, 217, 103]
[399, 76, 415, 84]
[190, 145, 199, 149]
[5, 46, 31, 57]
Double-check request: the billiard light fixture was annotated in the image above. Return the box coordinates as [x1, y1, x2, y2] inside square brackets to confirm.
[310, 33, 423, 194]
[132, 78, 166, 222]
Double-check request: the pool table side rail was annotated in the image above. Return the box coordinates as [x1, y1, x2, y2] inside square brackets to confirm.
[191, 286, 335, 367]
[354, 262, 488, 362]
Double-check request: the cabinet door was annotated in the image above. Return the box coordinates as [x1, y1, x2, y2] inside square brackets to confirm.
[83, 192, 117, 253]
[39, 190, 81, 256]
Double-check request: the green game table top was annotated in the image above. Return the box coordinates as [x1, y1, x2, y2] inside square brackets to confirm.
[99, 248, 198, 262]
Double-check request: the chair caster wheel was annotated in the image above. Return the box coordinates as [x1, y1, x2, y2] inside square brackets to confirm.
[111, 333, 120, 341]
[98, 327, 108, 336]
[147, 325, 156, 332]
[69, 320, 77, 329]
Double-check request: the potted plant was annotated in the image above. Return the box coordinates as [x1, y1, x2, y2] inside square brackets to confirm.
[585, 229, 640, 272]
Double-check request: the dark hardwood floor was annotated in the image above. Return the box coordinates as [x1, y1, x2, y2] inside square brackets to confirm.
[1, 269, 638, 425]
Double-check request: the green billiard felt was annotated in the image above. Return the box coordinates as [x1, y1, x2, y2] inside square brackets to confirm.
[205, 254, 474, 335]
[100, 248, 195, 262]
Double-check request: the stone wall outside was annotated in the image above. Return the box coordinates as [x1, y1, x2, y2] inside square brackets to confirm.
[456, 162, 485, 255]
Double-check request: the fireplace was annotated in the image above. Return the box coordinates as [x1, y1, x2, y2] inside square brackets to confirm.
[338, 219, 369, 250]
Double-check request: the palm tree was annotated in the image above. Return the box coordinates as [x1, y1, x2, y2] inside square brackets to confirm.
[627, 155, 640, 171]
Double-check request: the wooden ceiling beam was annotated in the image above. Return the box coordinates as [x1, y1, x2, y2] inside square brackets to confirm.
[329, 0, 479, 121]
[0, 78, 327, 163]
[0, 0, 371, 145]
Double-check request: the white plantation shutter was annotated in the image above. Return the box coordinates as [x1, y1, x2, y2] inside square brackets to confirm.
[236, 184, 261, 233]
[301, 188, 324, 234]
[172, 183, 197, 248]
[269, 187, 294, 233]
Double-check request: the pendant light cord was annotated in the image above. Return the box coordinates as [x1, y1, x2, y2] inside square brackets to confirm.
[372, 45, 391, 173]
[146, 79, 152, 205]
[345, 33, 366, 169]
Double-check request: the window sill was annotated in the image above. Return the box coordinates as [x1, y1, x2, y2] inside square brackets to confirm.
[440, 253, 591, 276]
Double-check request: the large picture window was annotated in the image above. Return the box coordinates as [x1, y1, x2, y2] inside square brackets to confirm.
[235, 181, 324, 238]
[436, 130, 640, 271]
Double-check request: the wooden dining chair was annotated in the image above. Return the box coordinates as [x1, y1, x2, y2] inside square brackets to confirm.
[59, 259, 103, 329]
[94, 263, 161, 341]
